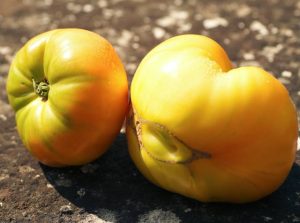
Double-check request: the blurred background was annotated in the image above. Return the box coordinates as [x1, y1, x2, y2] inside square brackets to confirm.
[0, 0, 299, 222]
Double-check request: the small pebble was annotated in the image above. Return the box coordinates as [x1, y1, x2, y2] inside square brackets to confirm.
[19, 165, 35, 174]
[178, 23, 192, 32]
[281, 28, 294, 37]
[126, 63, 137, 75]
[77, 188, 86, 198]
[60, 205, 73, 214]
[0, 46, 11, 55]
[281, 71, 292, 78]
[46, 183, 54, 189]
[79, 214, 112, 223]
[33, 174, 40, 179]
[271, 26, 278, 34]
[184, 208, 192, 213]
[203, 17, 228, 29]
[0, 114, 7, 121]
[250, 21, 269, 36]
[262, 44, 283, 63]
[263, 216, 273, 222]
[132, 43, 139, 49]
[224, 38, 230, 45]
[83, 4, 94, 13]
[152, 27, 166, 39]
[117, 30, 133, 47]
[138, 209, 181, 223]
[238, 22, 245, 29]
[243, 52, 255, 60]
[98, 0, 108, 8]
[236, 5, 251, 17]
[157, 16, 175, 27]
[0, 174, 9, 181]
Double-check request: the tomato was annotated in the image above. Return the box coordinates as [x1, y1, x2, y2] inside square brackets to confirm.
[6, 29, 128, 167]
[127, 35, 298, 203]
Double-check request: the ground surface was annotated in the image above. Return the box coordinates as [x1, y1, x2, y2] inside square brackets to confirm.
[0, 0, 300, 222]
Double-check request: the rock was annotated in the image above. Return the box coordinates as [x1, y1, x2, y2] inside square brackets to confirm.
[79, 214, 112, 223]
[0, 46, 11, 55]
[83, 4, 94, 13]
[77, 188, 86, 198]
[262, 216, 273, 222]
[184, 208, 191, 213]
[117, 30, 133, 47]
[46, 183, 54, 189]
[125, 63, 137, 76]
[152, 27, 166, 39]
[261, 44, 283, 63]
[0, 174, 9, 181]
[236, 5, 251, 17]
[18, 165, 35, 174]
[0, 114, 7, 121]
[203, 17, 228, 29]
[157, 16, 176, 27]
[178, 23, 192, 32]
[281, 70, 292, 78]
[243, 52, 255, 60]
[138, 209, 181, 223]
[59, 205, 73, 215]
[97, 209, 117, 222]
[250, 21, 269, 36]
[97, 0, 108, 8]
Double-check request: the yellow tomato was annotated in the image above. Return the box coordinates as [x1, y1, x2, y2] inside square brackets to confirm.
[127, 35, 298, 203]
[7, 29, 128, 167]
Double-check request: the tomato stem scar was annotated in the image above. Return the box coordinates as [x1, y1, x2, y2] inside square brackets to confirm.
[32, 78, 49, 101]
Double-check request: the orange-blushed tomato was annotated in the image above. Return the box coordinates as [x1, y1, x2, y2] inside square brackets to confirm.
[7, 29, 128, 167]
[127, 35, 298, 203]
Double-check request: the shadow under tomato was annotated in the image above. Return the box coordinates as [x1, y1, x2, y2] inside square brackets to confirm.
[40, 134, 300, 223]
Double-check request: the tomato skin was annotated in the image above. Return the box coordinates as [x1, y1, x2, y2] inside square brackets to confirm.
[127, 35, 298, 203]
[7, 29, 128, 167]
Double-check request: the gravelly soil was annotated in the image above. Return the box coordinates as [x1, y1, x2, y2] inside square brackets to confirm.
[0, 0, 299, 222]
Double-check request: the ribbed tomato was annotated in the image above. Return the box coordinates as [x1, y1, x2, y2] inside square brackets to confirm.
[127, 35, 298, 203]
[7, 29, 128, 167]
